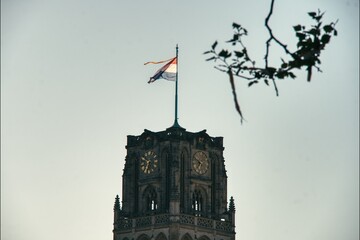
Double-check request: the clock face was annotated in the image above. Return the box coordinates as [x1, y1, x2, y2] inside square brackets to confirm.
[192, 151, 209, 175]
[140, 150, 158, 174]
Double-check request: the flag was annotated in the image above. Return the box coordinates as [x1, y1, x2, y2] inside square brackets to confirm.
[145, 57, 177, 83]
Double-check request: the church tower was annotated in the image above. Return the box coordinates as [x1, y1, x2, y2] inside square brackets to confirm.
[113, 125, 236, 240]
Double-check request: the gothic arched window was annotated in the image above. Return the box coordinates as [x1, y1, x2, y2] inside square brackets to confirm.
[155, 232, 167, 240]
[181, 233, 193, 240]
[137, 234, 151, 240]
[198, 236, 211, 240]
[144, 186, 158, 212]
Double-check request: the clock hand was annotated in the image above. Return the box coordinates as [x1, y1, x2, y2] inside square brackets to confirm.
[145, 161, 150, 173]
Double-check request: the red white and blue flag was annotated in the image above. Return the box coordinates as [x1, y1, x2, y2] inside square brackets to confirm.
[145, 57, 177, 83]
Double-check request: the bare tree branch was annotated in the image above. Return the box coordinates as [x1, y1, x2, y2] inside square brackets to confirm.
[204, 1, 338, 122]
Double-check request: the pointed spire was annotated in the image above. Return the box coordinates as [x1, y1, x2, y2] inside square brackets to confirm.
[114, 195, 120, 211]
[229, 196, 235, 212]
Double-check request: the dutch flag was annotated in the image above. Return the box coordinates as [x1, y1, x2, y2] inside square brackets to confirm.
[145, 57, 177, 83]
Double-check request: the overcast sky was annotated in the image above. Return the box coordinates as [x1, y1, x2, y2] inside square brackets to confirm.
[1, 0, 359, 240]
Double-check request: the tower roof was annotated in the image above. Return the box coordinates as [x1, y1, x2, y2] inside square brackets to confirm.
[126, 128, 224, 150]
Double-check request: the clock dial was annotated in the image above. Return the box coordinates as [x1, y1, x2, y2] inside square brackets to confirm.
[140, 150, 158, 174]
[192, 151, 209, 175]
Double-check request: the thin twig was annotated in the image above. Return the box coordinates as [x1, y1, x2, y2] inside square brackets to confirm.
[264, 0, 275, 68]
[271, 79, 279, 96]
[265, 0, 294, 58]
[228, 69, 244, 123]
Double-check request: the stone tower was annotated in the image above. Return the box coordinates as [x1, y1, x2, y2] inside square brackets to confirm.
[113, 125, 236, 240]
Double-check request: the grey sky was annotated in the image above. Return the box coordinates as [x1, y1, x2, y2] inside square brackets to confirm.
[1, 0, 359, 240]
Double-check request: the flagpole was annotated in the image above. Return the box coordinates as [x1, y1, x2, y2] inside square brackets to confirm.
[173, 44, 180, 128]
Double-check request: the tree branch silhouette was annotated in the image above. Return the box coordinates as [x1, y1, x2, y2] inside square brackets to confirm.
[204, 0, 338, 123]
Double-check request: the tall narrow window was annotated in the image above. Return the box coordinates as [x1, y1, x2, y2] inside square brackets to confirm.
[192, 190, 203, 215]
[151, 199, 156, 210]
[144, 187, 157, 212]
[180, 150, 186, 213]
